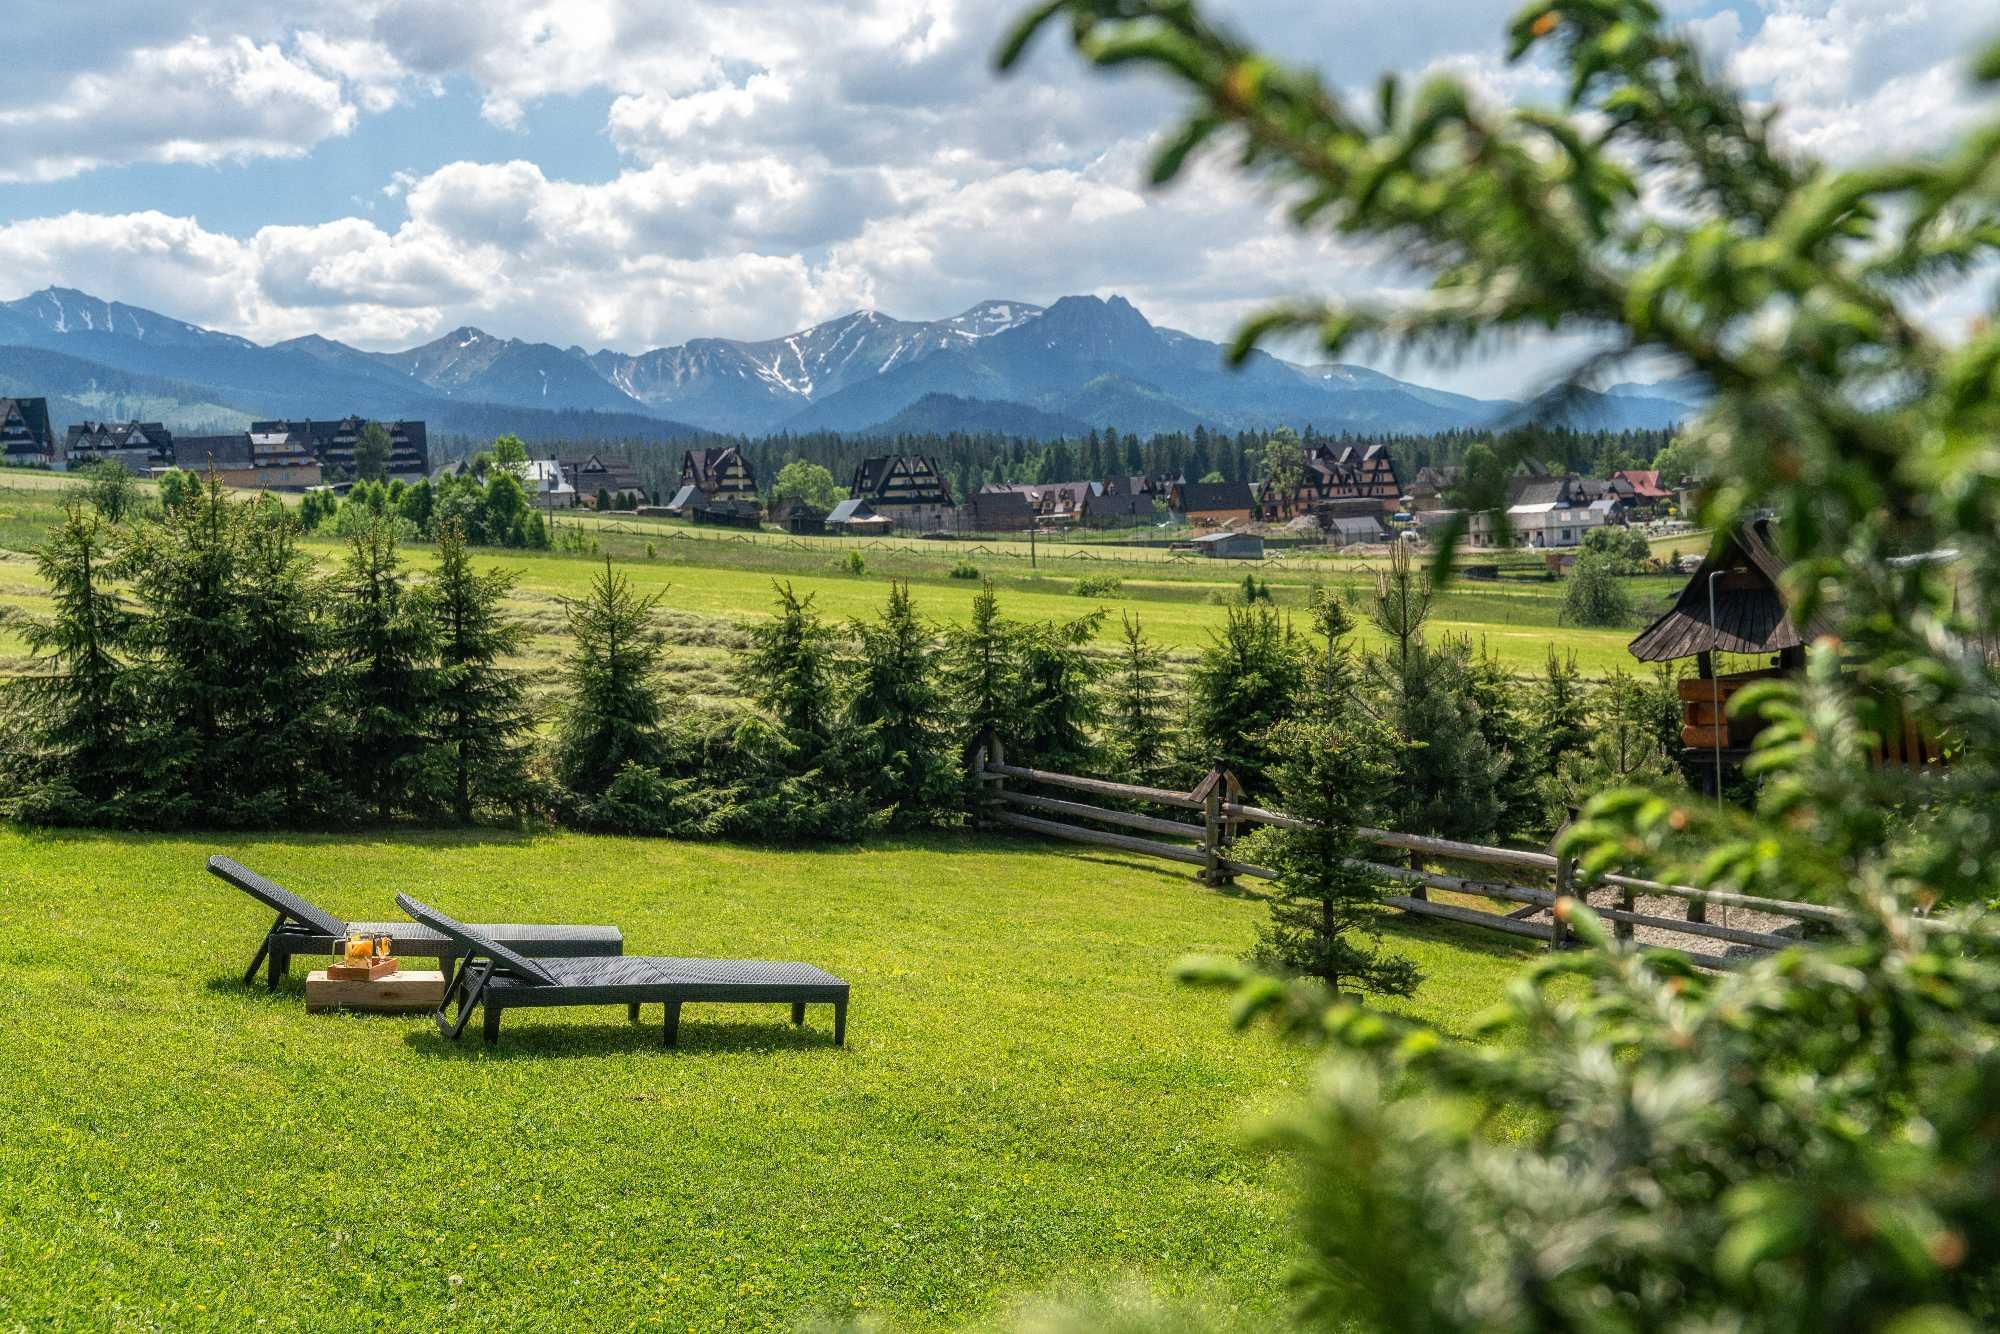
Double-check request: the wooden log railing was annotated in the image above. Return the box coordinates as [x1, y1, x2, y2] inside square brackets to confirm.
[977, 748, 1853, 968]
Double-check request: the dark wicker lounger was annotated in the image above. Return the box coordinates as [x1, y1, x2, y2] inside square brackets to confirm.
[209, 856, 623, 989]
[396, 892, 850, 1048]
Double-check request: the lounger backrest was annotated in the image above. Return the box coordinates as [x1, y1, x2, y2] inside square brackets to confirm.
[207, 856, 345, 936]
[395, 893, 556, 986]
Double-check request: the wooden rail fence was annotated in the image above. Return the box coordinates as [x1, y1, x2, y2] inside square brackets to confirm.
[973, 739, 1841, 969]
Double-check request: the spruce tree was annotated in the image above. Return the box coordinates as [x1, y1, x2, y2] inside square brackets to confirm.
[1185, 604, 1307, 793]
[1014, 611, 1105, 773]
[945, 579, 1020, 755]
[232, 499, 336, 824]
[1110, 612, 1173, 785]
[745, 582, 843, 744]
[1383, 638, 1505, 842]
[847, 580, 957, 827]
[2, 504, 143, 822]
[555, 556, 667, 797]
[1249, 666, 1416, 999]
[122, 471, 249, 820]
[333, 517, 434, 822]
[1535, 646, 1590, 775]
[425, 519, 533, 822]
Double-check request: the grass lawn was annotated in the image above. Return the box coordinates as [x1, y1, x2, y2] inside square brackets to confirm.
[0, 826, 1543, 1330]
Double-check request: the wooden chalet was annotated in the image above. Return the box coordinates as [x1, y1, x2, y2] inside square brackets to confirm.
[1263, 443, 1405, 520]
[680, 447, 758, 504]
[561, 453, 646, 506]
[175, 431, 323, 489]
[1171, 479, 1256, 526]
[0, 397, 57, 467]
[249, 417, 428, 479]
[966, 488, 1035, 533]
[1630, 519, 1945, 779]
[849, 455, 955, 531]
[65, 420, 174, 475]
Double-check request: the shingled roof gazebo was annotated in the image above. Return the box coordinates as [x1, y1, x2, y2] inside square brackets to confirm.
[1630, 518, 1941, 778]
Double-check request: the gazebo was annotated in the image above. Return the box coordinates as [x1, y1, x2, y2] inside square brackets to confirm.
[1630, 518, 1943, 780]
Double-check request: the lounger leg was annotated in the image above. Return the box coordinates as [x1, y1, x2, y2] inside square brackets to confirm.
[833, 999, 847, 1048]
[267, 949, 287, 990]
[628, 1002, 640, 1023]
[791, 1001, 805, 1027]
[482, 1002, 501, 1045]
[243, 938, 271, 988]
[663, 1001, 681, 1048]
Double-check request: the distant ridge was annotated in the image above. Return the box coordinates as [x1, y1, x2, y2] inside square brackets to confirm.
[0, 285, 1698, 441]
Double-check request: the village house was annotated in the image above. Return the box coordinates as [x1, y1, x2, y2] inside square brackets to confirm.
[1170, 479, 1257, 526]
[1466, 476, 1621, 549]
[0, 398, 57, 467]
[1080, 489, 1156, 527]
[1610, 468, 1673, 513]
[1407, 465, 1459, 512]
[64, 421, 174, 475]
[824, 498, 895, 535]
[174, 431, 324, 490]
[561, 453, 646, 507]
[520, 459, 574, 510]
[966, 488, 1036, 533]
[242, 418, 429, 480]
[1262, 442, 1406, 520]
[849, 455, 955, 531]
[678, 446, 759, 505]
[1101, 472, 1181, 498]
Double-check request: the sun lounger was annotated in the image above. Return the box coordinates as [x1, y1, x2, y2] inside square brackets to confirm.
[208, 856, 623, 988]
[395, 891, 850, 1048]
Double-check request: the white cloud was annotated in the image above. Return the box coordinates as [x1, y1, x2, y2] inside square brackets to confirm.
[0, 0, 1994, 400]
[0, 35, 360, 182]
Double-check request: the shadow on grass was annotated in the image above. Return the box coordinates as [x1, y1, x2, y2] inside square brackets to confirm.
[400, 1011, 842, 1061]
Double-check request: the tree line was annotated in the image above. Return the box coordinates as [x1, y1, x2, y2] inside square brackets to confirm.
[3, 479, 1684, 865]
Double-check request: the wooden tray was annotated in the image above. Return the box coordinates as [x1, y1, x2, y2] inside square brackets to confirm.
[327, 957, 399, 981]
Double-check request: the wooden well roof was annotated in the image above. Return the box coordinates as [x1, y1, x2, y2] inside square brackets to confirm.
[1628, 518, 1833, 662]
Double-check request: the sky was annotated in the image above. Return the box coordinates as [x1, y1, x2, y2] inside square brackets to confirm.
[0, 0, 1994, 398]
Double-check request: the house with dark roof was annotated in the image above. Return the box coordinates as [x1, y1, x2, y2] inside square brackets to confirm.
[1170, 479, 1257, 526]
[680, 447, 758, 505]
[64, 421, 174, 475]
[1081, 490, 1156, 527]
[1264, 443, 1405, 519]
[850, 455, 955, 531]
[967, 488, 1035, 532]
[1408, 465, 1460, 511]
[1610, 469, 1673, 512]
[0, 398, 57, 467]
[247, 418, 428, 480]
[173, 431, 324, 489]
[561, 454, 646, 507]
[825, 497, 895, 535]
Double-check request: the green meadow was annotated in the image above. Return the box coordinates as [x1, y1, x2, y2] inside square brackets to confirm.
[0, 828, 1541, 1330]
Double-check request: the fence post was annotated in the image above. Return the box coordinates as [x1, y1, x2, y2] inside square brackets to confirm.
[1616, 881, 1635, 942]
[1407, 847, 1428, 901]
[1686, 887, 1707, 924]
[1550, 855, 1573, 951]
[1195, 764, 1231, 887]
[984, 733, 1006, 831]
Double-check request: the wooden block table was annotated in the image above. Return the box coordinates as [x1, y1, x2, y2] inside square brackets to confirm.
[306, 968, 446, 1014]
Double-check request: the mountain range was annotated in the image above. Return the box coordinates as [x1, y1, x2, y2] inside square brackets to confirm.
[0, 286, 1699, 443]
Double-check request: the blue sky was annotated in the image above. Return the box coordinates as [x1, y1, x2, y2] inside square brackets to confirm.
[0, 0, 1993, 397]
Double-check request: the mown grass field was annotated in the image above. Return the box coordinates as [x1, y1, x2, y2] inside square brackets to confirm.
[0, 470, 1687, 686]
[0, 827, 1545, 1330]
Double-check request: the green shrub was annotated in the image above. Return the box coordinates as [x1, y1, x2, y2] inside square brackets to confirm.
[1562, 553, 1632, 626]
[949, 561, 980, 580]
[843, 549, 866, 576]
[1073, 573, 1123, 597]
